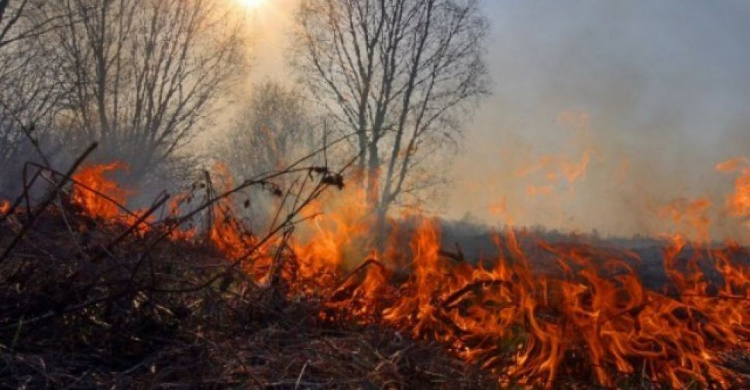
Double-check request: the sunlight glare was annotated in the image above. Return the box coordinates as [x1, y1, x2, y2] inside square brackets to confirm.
[239, 0, 266, 9]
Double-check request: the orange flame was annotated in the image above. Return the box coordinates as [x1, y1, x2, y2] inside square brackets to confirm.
[61, 162, 749, 388]
[717, 157, 750, 233]
[659, 198, 713, 244]
[728, 172, 750, 219]
[70, 162, 155, 233]
[71, 162, 131, 219]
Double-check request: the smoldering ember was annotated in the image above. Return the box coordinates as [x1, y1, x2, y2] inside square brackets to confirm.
[0, 1, 748, 389]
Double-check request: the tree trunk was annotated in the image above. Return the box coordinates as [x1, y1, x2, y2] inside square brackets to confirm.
[366, 139, 380, 207]
[374, 202, 388, 253]
[367, 139, 391, 250]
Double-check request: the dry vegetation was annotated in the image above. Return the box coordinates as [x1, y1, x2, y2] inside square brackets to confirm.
[1, 146, 749, 389]
[2, 2, 749, 389]
[0, 147, 492, 389]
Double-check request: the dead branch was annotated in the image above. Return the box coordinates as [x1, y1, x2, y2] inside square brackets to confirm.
[0, 142, 97, 263]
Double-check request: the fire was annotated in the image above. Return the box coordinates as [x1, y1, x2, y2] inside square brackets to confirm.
[514, 149, 592, 196]
[377, 223, 747, 387]
[659, 198, 713, 244]
[69, 162, 157, 234]
[62, 162, 750, 388]
[489, 196, 507, 216]
[561, 149, 591, 184]
[716, 157, 748, 173]
[205, 163, 252, 259]
[717, 157, 750, 233]
[0, 200, 9, 215]
[382, 219, 444, 337]
[292, 187, 376, 294]
[728, 172, 750, 218]
[71, 162, 131, 219]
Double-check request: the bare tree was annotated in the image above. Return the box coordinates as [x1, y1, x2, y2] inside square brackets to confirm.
[0, 1, 67, 196]
[0, 0, 55, 47]
[216, 80, 325, 226]
[222, 80, 319, 181]
[294, 0, 489, 245]
[0, 0, 23, 46]
[0, 41, 61, 191]
[49, 0, 245, 184]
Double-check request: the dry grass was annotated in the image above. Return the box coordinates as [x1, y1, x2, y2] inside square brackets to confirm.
[0, 191, 492, 389]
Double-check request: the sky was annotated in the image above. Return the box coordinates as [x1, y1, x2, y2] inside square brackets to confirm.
[240, 0, 750, 241]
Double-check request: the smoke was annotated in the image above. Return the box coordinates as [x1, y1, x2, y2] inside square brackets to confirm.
[443, 0, 750, 242]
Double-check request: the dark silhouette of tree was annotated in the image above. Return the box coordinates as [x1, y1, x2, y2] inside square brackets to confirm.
[0, 0, 50, 47]
[0, 0, 67, 195]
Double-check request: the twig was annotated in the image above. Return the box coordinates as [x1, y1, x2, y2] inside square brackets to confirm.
[329, 258, 385, 298]
[94, 192, 170, 264]
[23, 161, 147, 223]
[598, 293, 750, 327]
[439, 245, 466, 263]
[441, 279, 513, 310]
[0, 143, 98, 264]
[0, 163, 44, 224]
[294, 360, 309, 390]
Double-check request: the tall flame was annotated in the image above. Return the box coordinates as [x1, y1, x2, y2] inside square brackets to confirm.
[717, 157, 750, 233]
[71, 162, 130, 219]
[61, 162, 750, 388]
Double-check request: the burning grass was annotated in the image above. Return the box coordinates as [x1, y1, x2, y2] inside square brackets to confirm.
[0, 179, 489, 389]
[1, 151, 749, 388]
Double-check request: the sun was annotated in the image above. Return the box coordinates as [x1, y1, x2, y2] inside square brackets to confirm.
[239, 0, 265, 8]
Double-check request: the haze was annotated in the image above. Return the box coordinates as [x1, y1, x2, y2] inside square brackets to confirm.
[242, 0, 750, 240]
